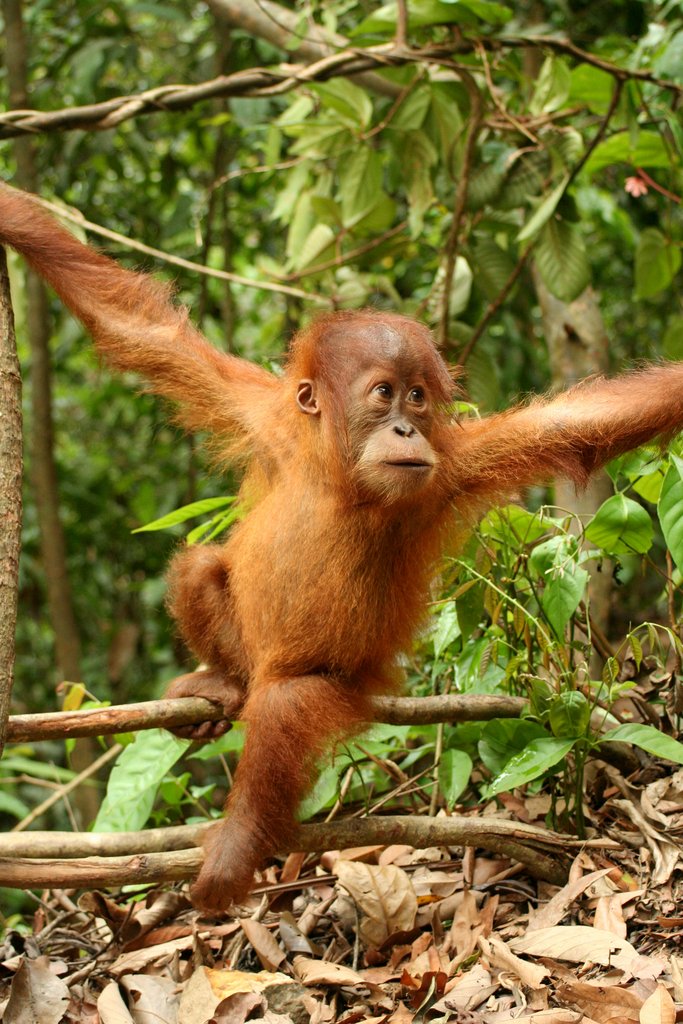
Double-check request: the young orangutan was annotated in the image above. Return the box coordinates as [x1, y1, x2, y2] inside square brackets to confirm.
[1, 183, 682, 910]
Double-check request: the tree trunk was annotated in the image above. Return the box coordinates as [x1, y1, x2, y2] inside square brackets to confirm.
[533, 271, 614, 649]
[3, 0, 98, 821]
[0, 249, 22, 756]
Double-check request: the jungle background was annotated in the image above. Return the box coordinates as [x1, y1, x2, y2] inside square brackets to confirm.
[1, 0, 683, 1020]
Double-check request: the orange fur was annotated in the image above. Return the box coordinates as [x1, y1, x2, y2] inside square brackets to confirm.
[3, 183, 683, 910]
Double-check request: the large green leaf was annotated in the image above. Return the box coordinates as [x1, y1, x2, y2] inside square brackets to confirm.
[534, 217, 590, 302]
[634, 228, 681, 300]
[549, 691, 591, 739]
[472, 237, 515, 298]
[530, 57, 571, 115]
[310, 80, 373, 130]
[94, 730, 190, 832]
[583, 131, 670, 175]
[658, 454, 683, 574]
[353, 0, 511, 34]
[478, 719, 548, 776]
[604, 724, 683, 764]
[439, 749, 473, 809]
[585, 494, 654, 555]
[529, 536, 588, 637]
[339, 147, 383, 227]
[486, 737, 574, 797]
[517, 176, 569, 242]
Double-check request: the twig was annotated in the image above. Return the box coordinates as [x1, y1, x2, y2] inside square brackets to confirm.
[457, 248, 531, 365]
[34, 196, 329, 305]
[437, 68, 482, 348]
[12, 742, 122, 832]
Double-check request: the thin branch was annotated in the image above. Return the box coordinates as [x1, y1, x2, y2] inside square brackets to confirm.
[437, 68, 482, 348]
[34, 196, 329, 305]
[6, 692, 526, 744]
[12, 742, 121, 833]
[457, 249, 531, 365]
[395, 0, 408, 48]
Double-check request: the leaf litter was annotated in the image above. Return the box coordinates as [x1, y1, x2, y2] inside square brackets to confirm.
[3, 773, 683, 1022]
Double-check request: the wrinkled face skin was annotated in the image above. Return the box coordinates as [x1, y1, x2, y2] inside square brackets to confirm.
[297, 323, 442, 503]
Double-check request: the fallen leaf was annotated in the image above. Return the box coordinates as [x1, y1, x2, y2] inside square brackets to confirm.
[594, 894, 627, 938]
[511, 925, 638, 970]
[639, 984, 675, 1024]
[478, 934, 548, 990]
[240, 919, 286, 971]
[335, 860, 417, 948]
[3, 957, 70, 1024]
[556, 979, 642, 1023]
[293, 956, 364, 987]
[119, 975, 179, 1024]
[527, 869, 613, 931]
[97, 982, 135, 1024]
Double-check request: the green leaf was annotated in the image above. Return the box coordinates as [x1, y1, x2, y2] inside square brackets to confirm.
[439, 749, 473, 809]
[548, 691, 591, 739]
[310, 80, 373, 130]
[534, 217, 590, 302]
[432, 603, 460, 660]
[339, 147, 383, 227]
[530, 57, 571, 115]
[604, 723, 683, 764]
[653, 29, 683, 82]
[585, 494, 654, 556]
[353, 0, 511, 34]
[583, 131, 670, 176]
[389, 86, 432, 132]
[663, 316, 683, 361]
[472, 237, 515, 299]
[585, 493, 655, 557]
[0, 789, 30, 819]
[529, 536, 588, 637]
[292, 223, 336, 271]
[133, 496, 235, 533]
[517, 176, 569, 242]
[478, 719, 548, 775]
[93, 730, 190, 832]
[658, 454, 683, 575]
[486, 737, 574, 797]
[634, 228, 681, 300]
[568, 65, 615, 115]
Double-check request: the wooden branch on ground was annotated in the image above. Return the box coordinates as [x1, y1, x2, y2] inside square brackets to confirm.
[6, 692, 526, 743]
[0, 814, 619, 889]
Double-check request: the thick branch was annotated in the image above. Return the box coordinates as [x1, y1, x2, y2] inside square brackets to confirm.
[0, 44, 449, 141]
[6, 692, 526, 743]
[0, 32, 678, 143]
[0, 813, 617, 888]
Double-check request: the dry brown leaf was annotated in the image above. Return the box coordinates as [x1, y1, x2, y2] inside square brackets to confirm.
[433, 963, 496, 1013]
[446, 889, 482, 959]
[97, 982, 135, 1024]
[119, 975, 179, 1023]
[594, 895, 627, 939]
[293, 956, 364, 987]
[511, 925, 638, 970]
[639, 984, 675, 1024]
[334, 860, 417, 948]
[669, 956, 683, 1002]
[556, 979, 642, 1023]
[211, 991, 266, 1024]
[527, 869, 613, 931]
[3, 957, 70, 1024]
[109, 932, 213, 976]
[478, 934, 548, 990]
[483, 1011, 581, 1023]
[240, 919, 286, 971]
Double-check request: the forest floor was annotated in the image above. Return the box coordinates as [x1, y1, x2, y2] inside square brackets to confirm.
[2, 759, 683, 1024]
